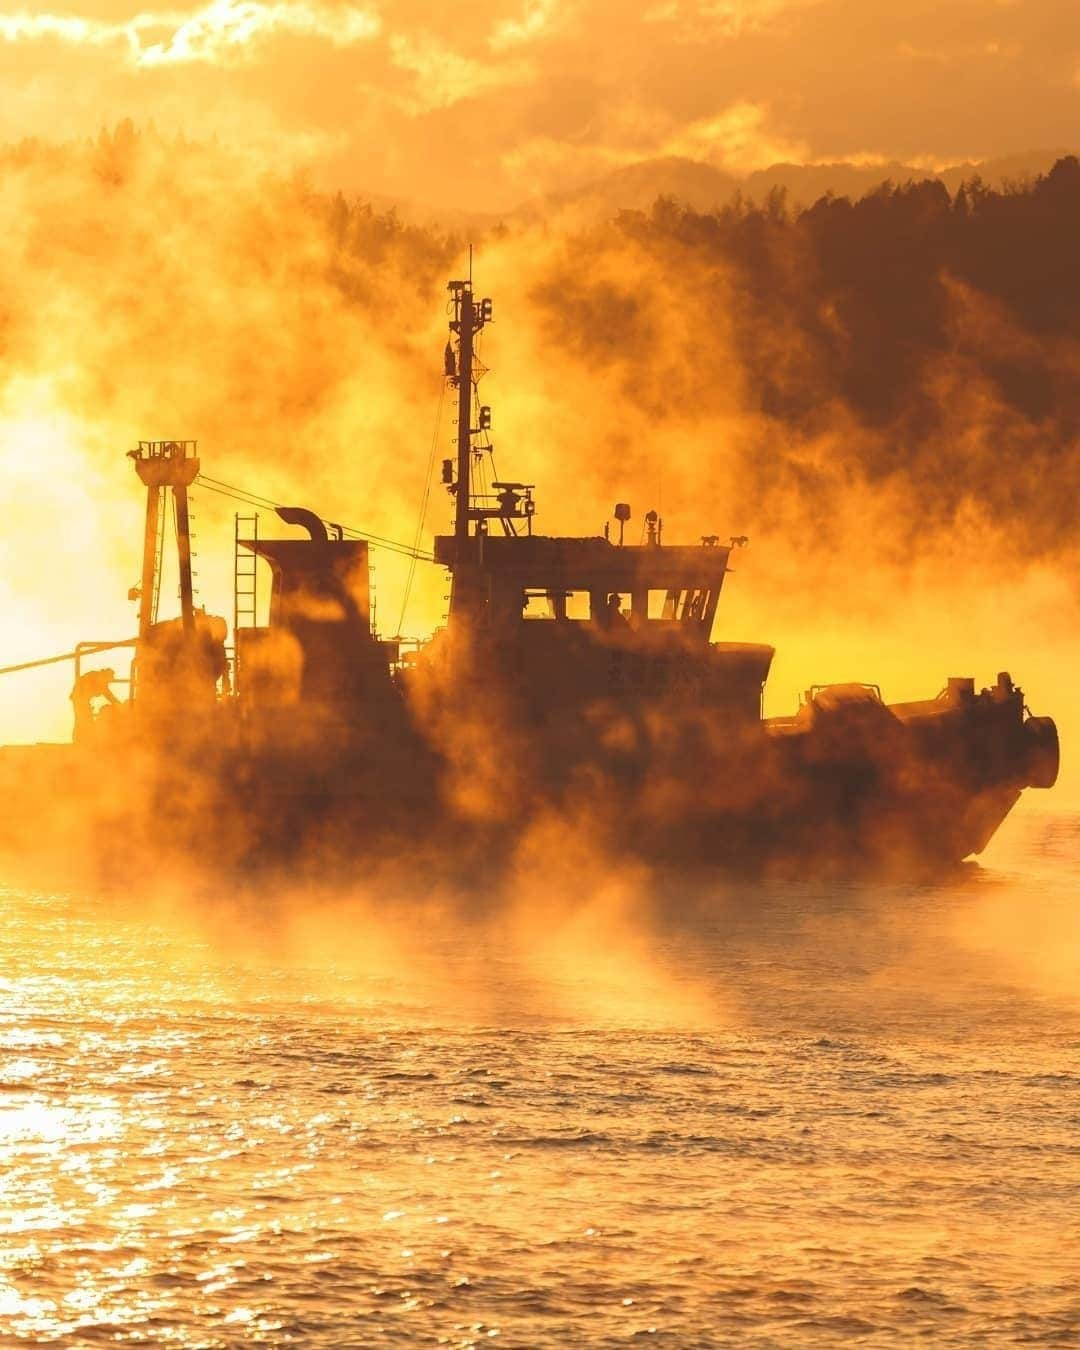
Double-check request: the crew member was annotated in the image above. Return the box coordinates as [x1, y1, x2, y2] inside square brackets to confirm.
[605, 593, 629, 627]
[70, 667, 119, 743]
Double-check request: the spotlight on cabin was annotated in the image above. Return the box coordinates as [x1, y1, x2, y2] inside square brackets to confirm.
[613, 502, 631, 546]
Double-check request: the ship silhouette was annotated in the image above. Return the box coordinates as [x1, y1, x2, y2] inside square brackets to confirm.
[0, 274, 1060, 876]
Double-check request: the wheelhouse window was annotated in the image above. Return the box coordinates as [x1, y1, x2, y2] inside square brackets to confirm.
[522, 589, 592, 621]
[648, 587, 714, 623]
[515, 586, 717, 629]
[648, 589, 676, 620]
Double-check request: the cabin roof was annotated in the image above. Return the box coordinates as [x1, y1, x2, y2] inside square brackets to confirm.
[434, 534, 731, 588]
[239, 539, 368, 567]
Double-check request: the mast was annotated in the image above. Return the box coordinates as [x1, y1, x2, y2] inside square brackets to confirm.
[446, 273, 493, 616]
[137, 484, 162, 641]
[129, 440, 200, 637]
[453, 283, 476, 546]
[173, 484, 196, 633]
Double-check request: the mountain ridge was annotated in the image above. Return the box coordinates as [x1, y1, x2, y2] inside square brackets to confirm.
[342, 148, 1076, 228]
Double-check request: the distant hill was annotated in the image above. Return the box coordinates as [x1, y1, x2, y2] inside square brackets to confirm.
[932, 150, 1075, 194]
[314, 147, 1078, 229]
[526, 156, 741, 219]
[744, 150, 1073, 209]
[524, 149, 1076, 222]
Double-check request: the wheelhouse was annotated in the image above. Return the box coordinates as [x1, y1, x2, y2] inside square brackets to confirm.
[433, 534, 733, 641]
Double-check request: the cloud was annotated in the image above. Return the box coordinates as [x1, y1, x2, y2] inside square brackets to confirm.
[0, 1, 380, 67]
[389, 31, 529, 111]
[663, 101, 809, 172]
[643, 0, 818, 40]
[138, 0, 380, 65]
[489, 0, 562, 51]
[0, 12, 128, 46]
[0, 0, 1077, 210]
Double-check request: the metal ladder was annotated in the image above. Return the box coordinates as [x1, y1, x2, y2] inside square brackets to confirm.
[148, 486, 167, 627]
[233, 513, 259, 693]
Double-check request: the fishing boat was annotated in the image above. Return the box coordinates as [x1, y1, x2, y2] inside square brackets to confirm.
[0, 275, 1059, 876]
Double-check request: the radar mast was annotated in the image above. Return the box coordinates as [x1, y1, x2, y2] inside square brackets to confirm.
[442, 272, 535, 619]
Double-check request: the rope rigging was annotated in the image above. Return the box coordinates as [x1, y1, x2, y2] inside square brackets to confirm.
[194, 474, 435, 562]
[396, 380, 446, 638]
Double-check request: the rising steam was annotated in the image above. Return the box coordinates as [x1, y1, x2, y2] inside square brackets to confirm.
[0, 129, 1076, 796]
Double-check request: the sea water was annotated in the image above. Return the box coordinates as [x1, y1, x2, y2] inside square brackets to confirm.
[1, 808, 1077, 1345]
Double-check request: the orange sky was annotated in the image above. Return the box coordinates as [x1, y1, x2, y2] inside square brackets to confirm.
[1, 0, 1078, 209]
[1, 0, 1078, 776]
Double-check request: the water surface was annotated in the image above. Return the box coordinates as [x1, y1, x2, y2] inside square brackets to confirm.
[1, 809, 1078, 1344]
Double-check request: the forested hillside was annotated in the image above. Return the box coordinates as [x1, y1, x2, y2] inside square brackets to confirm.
[3, 127, 1078, 570]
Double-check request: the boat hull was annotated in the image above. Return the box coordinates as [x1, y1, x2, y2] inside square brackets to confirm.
[0, 676, 1056, 883]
